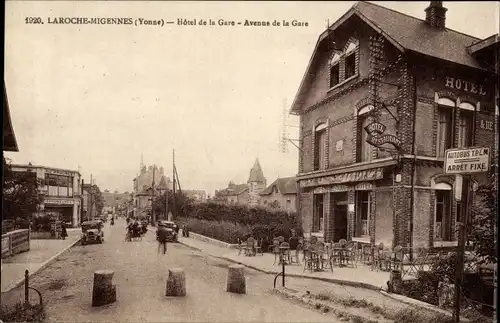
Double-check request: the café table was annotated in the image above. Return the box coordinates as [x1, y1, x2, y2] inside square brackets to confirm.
[334, 247, 348, 267]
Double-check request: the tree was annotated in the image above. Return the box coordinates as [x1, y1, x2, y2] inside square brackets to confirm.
[2, 159, 44, 221]
[468, 172, 497, 264]
[152, 190, 192, 217]
[89, 184, 105, 215]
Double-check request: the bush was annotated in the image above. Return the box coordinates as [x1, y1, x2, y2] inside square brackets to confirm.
[0, 302, 45, 322]
[180, 218, 251, 244]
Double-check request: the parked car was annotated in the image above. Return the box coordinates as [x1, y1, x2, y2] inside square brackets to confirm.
[157, 220, 179, 242]
[81, 220, 104, 245]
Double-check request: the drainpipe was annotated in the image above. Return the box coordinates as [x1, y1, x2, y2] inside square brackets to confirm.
[408, 73, 417, 259]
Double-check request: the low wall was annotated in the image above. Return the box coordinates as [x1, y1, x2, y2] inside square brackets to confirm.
[30, 231, 60, 239]
[2, 229, 30, 259]
[188, 231, 239, 249]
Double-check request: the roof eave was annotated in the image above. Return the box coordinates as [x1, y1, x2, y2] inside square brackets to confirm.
[3, 83, 19, 152]
[467, 34, 500, 54]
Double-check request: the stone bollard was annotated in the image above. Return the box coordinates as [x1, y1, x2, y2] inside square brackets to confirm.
[226, 265, 246, 294]
[166, 268, 186, 297]
[92, 270, 116, 307]
[389, 270, 402, 294]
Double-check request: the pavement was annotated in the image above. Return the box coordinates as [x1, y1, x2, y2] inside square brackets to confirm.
[1, 218, 342, 322]
[176, 234, 391, 291]
[1, 229, 81, 293]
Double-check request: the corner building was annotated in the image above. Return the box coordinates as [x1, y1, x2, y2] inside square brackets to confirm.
[290, 2, 498, 250]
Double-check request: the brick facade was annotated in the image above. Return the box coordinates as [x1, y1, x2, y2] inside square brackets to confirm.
[292, 4, 498, 249]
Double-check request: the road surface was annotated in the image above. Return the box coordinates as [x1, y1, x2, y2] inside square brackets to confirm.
[2, 218, 337, 322]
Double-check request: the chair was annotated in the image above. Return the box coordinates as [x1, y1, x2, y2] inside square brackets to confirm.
[330, 242, 341, 265]
[317, 242, 332, 271]
[254, 238, 263, 256]
[344, 241, 358, 268]
[390, 245, 404, 271]
[269, 238, 279, 252]
[289, 244, 301, 265]
[303, 249, 315, 272]
[339, 239, 347, 248]
[245, 237, 255, 256]
[371, 243, 385, 271]
[237, 239, 248, 256]
[278, 236, 285, 244]
[272, 242, 281, 265]
[280, 242, 291, 264]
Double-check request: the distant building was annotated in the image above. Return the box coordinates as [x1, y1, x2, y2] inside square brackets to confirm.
[215, 182, 249, 205]
[132, 159, 171, 218]
[247, 158, 267, 206]
[259, 177, 297, 212]
[183, 190, 207, 201]
[102, 191, 130, 208]
[11, 164, 82, 227]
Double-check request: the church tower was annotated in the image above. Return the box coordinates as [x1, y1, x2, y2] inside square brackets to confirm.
[247, 158, 266, 206]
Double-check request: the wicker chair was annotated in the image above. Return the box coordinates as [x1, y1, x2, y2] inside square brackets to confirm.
[254, 238, 263, 256]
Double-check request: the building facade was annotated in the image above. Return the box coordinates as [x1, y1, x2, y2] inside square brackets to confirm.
[290, 2, 498, 248]
[132, 161, 171, 218]
[11, 164, 82, 227]
[247, 158, 267, 206]
[215, 182, 249, 205]
[259, 177, 297, 212]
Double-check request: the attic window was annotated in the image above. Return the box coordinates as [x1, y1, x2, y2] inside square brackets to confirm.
[345, 52, 356, 79]
[329, 52, 341, 87]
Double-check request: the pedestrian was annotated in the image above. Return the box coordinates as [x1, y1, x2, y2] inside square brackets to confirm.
[61, 222, 68, 240]
[157, 225, 168, 254]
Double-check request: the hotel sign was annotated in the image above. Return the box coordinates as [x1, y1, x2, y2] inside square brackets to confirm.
[365, 122, 402, 150]
[302, 168, 384, 188]
[45, 199, 75, 205]
[445, 76, 487, 96]
[444, 147, 490, 174]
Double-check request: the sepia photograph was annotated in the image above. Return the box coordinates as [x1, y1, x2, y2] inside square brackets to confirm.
[2, 1, 498, 322]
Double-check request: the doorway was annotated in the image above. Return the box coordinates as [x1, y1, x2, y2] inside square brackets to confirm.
[330, 192, 348, 242]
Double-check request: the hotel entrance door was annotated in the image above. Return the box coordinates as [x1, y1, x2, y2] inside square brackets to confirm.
[330, 192, 348, 242]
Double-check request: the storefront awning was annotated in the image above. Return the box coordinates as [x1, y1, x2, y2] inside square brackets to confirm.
[301, 167, 386, 188]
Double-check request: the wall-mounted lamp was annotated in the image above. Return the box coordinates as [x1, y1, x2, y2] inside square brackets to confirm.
[395, 174, 402, 183]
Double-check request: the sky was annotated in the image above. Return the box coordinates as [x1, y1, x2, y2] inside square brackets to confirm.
[4, 1, 498, 195]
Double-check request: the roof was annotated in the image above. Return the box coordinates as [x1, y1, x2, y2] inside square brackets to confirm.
[260, 177, 297, 196]
[217, 184, 248, 196]
[3, 82, 18, 152]
[290, 1, 488, 114]
[468, 34, 500, 54]
[10, 163, 81, 175]
[248, 158, 266, 183]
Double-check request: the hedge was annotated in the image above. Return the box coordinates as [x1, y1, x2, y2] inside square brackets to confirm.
[176, 200, 303, 245]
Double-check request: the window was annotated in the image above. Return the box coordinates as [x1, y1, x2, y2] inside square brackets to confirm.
[313, 194, 324, 232]
[458, 109, 474, 148]
[437, 106, 453, 158]
[329, 52, 341, 88]
[435, 190, 452, 241]
[357, 113, 372, 162]
[330, 63, 340, 87]
[345, 53, 356, 79]
[45, 174, 73, 197]
[314, 124, 327, 170]
[355, 191, 370, 237]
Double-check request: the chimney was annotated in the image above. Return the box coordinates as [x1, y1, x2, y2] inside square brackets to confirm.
[425, 1, 447, 29]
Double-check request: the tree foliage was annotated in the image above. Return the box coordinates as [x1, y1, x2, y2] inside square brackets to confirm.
[2, 159, 44, 220]
[89, 184, 105, 215]
[152, 190, 192, 217]
[469, 172, 497, 264]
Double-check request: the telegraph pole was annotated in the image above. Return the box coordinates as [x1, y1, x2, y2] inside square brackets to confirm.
[172, 150, 176, 220]
[152, 165, 156, 226]
[90, 174, 93, 220]
[81, 179, 84, 224]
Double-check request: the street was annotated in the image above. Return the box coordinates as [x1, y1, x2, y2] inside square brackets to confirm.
[2, 219, 336, 322]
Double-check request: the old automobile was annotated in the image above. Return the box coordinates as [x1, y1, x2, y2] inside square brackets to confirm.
[81, 220, 104, 245]
[157, 220, 179, 242]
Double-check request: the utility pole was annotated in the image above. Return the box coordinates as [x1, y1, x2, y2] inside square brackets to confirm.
[165, 178, 169, 220]
[152, 165, 156, 226]
[172, 150, 176, 221]
[90, 174, 93, 220]
[80, 179, 84, 224]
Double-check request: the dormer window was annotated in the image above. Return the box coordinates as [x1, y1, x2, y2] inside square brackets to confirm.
[329, 52, 341, 88]
[328, 39, 359, 89]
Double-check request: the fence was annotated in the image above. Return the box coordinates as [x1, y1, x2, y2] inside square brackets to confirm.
[1, 229, 30, 258]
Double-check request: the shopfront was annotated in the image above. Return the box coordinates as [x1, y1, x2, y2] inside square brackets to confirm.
[43, 197, 80, 227]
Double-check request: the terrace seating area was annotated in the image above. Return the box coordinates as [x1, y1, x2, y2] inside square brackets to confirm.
[235, 235, 482, 281]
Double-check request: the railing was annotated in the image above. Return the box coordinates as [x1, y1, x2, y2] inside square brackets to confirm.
[1, 229, 30, 258]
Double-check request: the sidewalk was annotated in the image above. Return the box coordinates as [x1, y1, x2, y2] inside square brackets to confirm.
[177, 235, 390, 291]
[1, 231, 81, 293]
